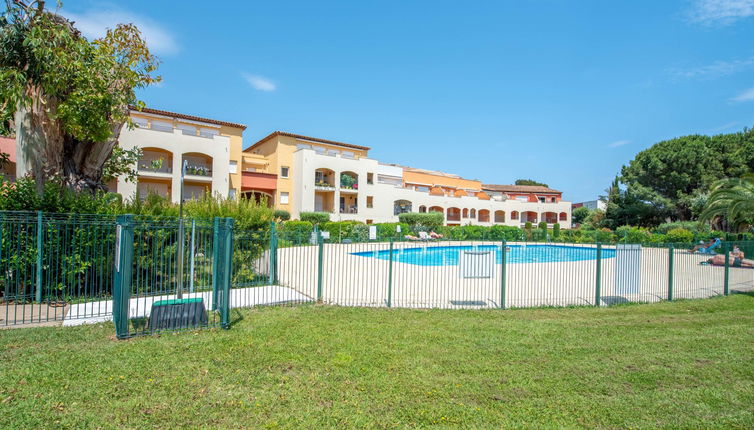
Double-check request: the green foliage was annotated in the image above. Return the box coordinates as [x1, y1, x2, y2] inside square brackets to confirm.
[515, 179, 549, 187]
[375, 222, 409, 240]
[273, 209, 290, 221]
[0, 178, 119, 213]
[665, 228, 694, 244]
[278, 221, 313, 244]
[320, 221, 362, 242]
[615, 226, 654, 243]
[572, 207, 591, 224]
[182, 195, 273, 231]
[552, 223, 560, 238]
[700, 173, 754, 231]
[617, 128, 754, 224]
[524, 222, 532, 230]
[398, 212, 444, 232]
[340, 173, 357, 189]
[102, 146, 141, 185]
[300, 211, 330, 225]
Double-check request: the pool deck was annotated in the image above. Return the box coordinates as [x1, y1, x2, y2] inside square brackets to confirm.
[274, 242, 753, 309]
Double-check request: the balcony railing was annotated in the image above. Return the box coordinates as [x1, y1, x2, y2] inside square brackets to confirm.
[340, 207, 358, 214]
[139, 163, 173, 174]
[184, 165, 212, 177]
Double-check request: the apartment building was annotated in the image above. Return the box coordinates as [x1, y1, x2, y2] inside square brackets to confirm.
[0, 136, 15, 182]
[116, 107, 246, 203]
[242, 132, 571, 228]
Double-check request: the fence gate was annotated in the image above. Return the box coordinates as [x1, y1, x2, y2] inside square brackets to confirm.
[112, 215, 234, 339]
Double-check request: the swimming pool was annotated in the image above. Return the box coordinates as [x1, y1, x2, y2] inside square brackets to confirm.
[352, 244, 616, 266]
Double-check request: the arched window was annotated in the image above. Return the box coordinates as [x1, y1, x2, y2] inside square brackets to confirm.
[340, 171, 358, 190]
[429, 206, 444, 214]
[542, 212, 557, 224]
[462, 208, 468, 218]
[511, 211, 519, 220]
[494, 210, 505, 223]
[559, 212, 567, 221]
[478, 209, 490, 222]
[470, 209, 476, 218]
[394, 200, 412, 215]
[447, 207, 461, 222]
[419, 205, 427, 213]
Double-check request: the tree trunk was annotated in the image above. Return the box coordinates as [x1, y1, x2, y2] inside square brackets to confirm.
[15, 85, 126, 194]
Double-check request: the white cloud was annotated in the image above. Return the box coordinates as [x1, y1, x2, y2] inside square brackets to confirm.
[242, 73, 277, 92]
[667, 56, 754, 81]
[65, 9, 178, 55]
[730, 87, 754, 102]
[687, 0, 754, 26]
[608, 140, 631, 148]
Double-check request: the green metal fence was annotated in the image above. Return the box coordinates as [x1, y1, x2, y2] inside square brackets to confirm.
[2, 211, 752, 336]
[0, 211, 117, 326]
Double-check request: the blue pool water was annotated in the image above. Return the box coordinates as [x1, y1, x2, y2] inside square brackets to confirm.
[352, 244, 615, 266]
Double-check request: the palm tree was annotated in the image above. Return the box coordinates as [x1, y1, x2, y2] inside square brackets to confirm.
[700, 174, 754, 231]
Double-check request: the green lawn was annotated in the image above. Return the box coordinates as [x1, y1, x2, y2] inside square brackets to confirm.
[1, 295, 753, 429]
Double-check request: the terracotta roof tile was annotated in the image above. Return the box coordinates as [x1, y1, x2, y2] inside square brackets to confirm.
[129, 106, 246, 130]
[482, 184, 561, 194]
[246, 131, 370, 152]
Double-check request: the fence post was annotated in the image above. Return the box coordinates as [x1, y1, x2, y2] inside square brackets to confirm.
[35, 211, 43, 303]
[317, 231, 324, 303]
[113, 215, 134, 339]
[595, 242, 602, 306]
[723, 242, 730, 296]
[667, 244, 674, 301]
[500, 240, 507, 309]
[387, 239, 394, 308]
[220, 218, 234, 329]
[211, 217, 221, 311]
[189, 219, 196, 293]
[269, 221, 278, 285]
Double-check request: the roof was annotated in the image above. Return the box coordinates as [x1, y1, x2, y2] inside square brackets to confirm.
[482, 184, 561, 194]
[129, 106, 247, 130]
[401, 165, 464, 179]
[0, 136, 16, 163]
[246, 131, 370, 152]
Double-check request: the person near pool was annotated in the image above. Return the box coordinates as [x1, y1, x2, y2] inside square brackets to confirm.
[705, 246, 754, 268]
[689, 238, 721, 253]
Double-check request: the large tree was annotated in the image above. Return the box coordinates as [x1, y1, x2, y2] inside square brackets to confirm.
[0, 0, 159, 193]
[700, 174, 754, 231]
[618, 128, 754, 223]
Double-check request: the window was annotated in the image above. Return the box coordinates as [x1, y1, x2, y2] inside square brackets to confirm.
[367, 196, 374, 208]
[539, 197, 546, 203]
[280, 166, 289, 178]
[229, 161, 238, 174]
[177, 124, 197, 136]
[199, 128, 219, 138]
[297, 143, 312, 150]
[551, 197, 557, 203]
[151, 120, 172, 132]
[367, 173, 374, 184]
[132, 116, 148, 128]
[280, 192, 289, 204]
[366, 219, 373, 224]
[516, 196, 528, 202]
[342, 151, 355, 159]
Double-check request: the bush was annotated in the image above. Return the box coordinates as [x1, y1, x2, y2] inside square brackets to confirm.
[300, 211, 330, 225]
[654, 221, 705, 235]
[278, 220, 313, 244]
[182, 195, 273, 230]
[320, 221, 364, 242]
[375, 223, 409, 240]
[615, 225, 653, 243]
[552, 223, 560, 238]
[398, 212, 444, 233]
[273, 210, 290, 221]
[489, 225, 522, 241]
[666, 227, 694, 244]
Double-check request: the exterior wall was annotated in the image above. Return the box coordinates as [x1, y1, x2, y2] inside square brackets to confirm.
[291, 147, 571, 228]
[574, 200, 606, 211]
[117, 124, 232, 203]
[402, 170, 481, 190]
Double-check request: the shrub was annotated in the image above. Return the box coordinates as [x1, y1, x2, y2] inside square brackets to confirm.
[398, 212, 444, 233]
[488, 225, 522, 241]
[615, 225, 653, 244]
[182, 195, 273, 230]
[300, 211, 330, 225]
[655, 221, 705, 235]
[320, 221, 363, 242]
[665, 227, 694, 244]
[278, 220, 313, 244]
[524, 221, 532, 231]
[375, 223, 409, 240]
[552, 223, 560, 238]
[273, 209, 290, 221]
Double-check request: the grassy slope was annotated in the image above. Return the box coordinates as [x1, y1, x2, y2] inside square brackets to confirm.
[1, 295, 753, 429]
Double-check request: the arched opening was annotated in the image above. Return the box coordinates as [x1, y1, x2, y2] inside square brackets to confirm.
[521, 211, 538, 224]
[559, 212, 568, 221]
[542, 212, 558, 224]
[462, 208, 468, 218]
[418, 205, 427, 213]
[429, 206, 444, 214]
[447, 207, 461, 222]
[470, 209, 476, 218]
[494, 210, 505, 223]
[138, 148, 173, 174]
[183, 152, 213, 177]
[340, 171, 358, 190]
[394, 200, 412, 215]
[511, 211, 519, 220]
[478, 209, 490, 222]
[242, 190, 274, 207]
[314, 168, 335, 188]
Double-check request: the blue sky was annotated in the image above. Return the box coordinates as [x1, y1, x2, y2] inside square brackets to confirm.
[60, 0, 754, 202]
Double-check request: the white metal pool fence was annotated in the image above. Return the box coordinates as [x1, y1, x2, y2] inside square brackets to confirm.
[0, 211, 752, 337]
